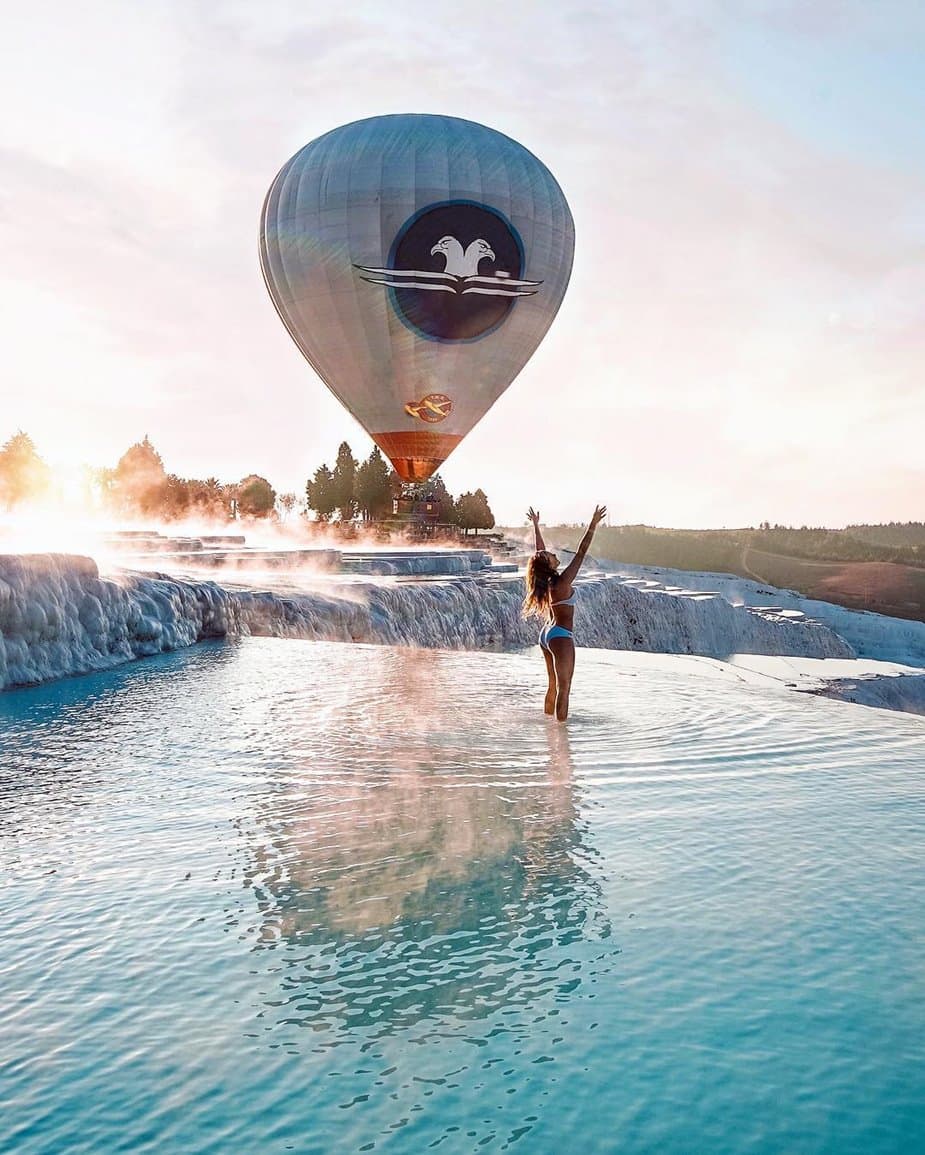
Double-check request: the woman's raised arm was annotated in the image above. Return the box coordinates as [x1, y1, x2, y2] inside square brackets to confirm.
[526, 507, 546, 552]
[560, 505, 607, 585]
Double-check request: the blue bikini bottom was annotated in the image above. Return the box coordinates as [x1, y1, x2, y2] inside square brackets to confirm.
[539, 623, 574, 650]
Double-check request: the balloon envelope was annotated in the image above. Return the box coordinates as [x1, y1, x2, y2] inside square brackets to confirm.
[260, 114, 574, 481]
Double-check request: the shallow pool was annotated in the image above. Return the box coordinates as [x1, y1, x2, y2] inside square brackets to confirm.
[1, 640, 923, 1154]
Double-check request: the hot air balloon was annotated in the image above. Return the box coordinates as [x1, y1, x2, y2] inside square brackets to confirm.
[259, 114, 574, 482]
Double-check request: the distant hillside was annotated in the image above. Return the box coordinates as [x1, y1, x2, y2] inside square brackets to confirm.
[505, 524, 925, 622]
[845, 522, 925, 549]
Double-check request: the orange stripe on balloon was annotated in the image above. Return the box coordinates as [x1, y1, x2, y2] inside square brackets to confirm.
[371, 431, 463, 482]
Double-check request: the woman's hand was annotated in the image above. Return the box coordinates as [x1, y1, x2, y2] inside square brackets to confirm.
[590, 505, 607, 529]
[527, 507, 540, 526]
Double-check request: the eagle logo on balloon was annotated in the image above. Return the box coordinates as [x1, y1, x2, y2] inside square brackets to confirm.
[357, 219, 543, 422]
[356, 235, 542, 299]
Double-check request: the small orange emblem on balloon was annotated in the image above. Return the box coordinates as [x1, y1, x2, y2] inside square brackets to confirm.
[404, 393, 453, 423]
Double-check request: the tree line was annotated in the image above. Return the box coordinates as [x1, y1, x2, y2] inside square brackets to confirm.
[0, 429, 495, 531]
[845, 522, 925, 549]
[0, 431, 281, 521]
[305, 441, 495, 532]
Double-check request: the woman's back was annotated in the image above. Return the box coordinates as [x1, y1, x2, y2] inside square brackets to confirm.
[549, 578, 576, 628]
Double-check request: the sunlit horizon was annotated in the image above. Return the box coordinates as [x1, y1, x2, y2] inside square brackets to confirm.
[1, 2, 922, 529]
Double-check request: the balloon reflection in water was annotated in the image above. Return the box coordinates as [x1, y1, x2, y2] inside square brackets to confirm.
[243, 661, 611, 1042]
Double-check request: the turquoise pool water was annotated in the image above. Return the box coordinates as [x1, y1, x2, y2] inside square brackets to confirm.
[1, 639, 923, 1154]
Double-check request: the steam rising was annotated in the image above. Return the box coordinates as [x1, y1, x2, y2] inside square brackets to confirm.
[0, 550, 860, 692]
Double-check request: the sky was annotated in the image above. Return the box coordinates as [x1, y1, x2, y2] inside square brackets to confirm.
[0, 0, 922, 528]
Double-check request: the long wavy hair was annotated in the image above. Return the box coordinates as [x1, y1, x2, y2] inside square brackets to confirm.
[522, 551, 558, 621]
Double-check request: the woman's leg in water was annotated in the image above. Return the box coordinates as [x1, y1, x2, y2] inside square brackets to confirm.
[541, 645, 557, 715]
[549, 637, 576, 721]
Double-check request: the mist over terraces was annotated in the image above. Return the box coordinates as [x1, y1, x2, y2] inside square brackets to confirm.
[0, 430, 496, 540]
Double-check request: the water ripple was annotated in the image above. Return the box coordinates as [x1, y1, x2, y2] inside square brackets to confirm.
[1, 640, 922, 1154]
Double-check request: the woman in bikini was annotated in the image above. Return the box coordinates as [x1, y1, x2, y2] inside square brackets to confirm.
[523, 505, 607, 721]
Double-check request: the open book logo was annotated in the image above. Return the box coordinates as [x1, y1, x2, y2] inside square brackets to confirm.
[356, 201, 539, 342]
[357, 236, 540, 299]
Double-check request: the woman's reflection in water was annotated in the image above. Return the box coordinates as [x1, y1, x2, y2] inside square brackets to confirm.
[244, 660, 612, 1045]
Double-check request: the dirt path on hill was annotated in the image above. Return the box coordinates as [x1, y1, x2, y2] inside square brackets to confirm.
[740, 547, 771, 585]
